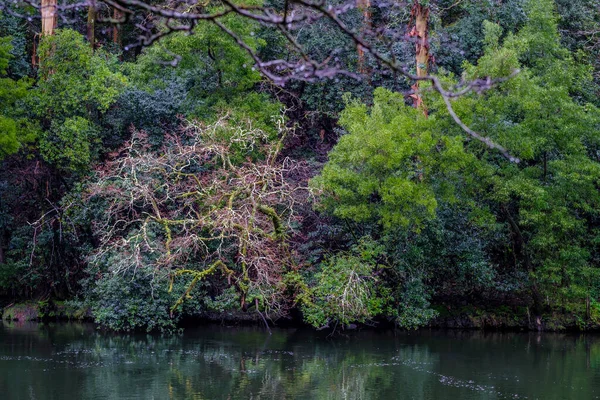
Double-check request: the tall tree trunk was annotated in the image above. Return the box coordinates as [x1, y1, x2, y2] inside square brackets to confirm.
[113, 8, 123, 48]
[408, 1, 430, 182]
[356, 0, 371, 73]
[39, 0, 57, 72]
[87, 1, 96, 49]
[41, 0, 57, 36]
[409, 1, 430, 116]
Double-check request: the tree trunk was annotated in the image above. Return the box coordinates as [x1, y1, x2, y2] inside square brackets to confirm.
[113, 8, 123, 48]
[503, 204, 545, 315]
[0, 232, 4, 265]
[409, 1, 430, 115]
[408, 1, 430, 181]
[356, 0, 371, 73]
[41, 0, 57, 36]
[586, 294, 591, 321]
[87, 1, 96, 49]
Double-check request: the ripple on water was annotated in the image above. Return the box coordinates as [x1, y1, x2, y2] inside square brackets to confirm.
[349, 358, 529, 400]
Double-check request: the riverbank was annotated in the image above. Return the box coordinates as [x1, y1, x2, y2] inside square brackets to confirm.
[428, 304, 600, 332]
[2, 299, 599, 333]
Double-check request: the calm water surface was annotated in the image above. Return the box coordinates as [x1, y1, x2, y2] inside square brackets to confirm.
[0, 321, 599, 399]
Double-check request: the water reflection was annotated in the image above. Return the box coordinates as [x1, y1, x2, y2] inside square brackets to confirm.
[0, 321, 599, 400]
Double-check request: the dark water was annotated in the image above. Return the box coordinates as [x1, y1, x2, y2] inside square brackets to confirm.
[1, 322, 599, 400]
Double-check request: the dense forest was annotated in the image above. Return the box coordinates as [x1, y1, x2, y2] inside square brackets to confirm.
[0, 0, 599, 332]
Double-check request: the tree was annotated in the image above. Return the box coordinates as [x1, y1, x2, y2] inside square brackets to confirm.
[87, 1, 96, 48]
[409, 0, 431, 113]
[314, 0, 600, 326]
[35, 29, 127, 172]
[302, 238, 393, 329]
[454, 1, 600, 319]
[85, 113, 309, 324]
[0, 34, 32, 159]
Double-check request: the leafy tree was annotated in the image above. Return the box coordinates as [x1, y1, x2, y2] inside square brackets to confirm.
[0, 13, 31, 78]
[302, 237, 393, 329]
[454, 0, 600, 317]
[129, 4, 264, 116]
[313, 88, 472, 231]
[0, 35, 33, 159]
[435, 0, 527, 74]
[35, 29, 127, 172]
[315, 0, 600, 326]
[554, 0, 600, 99]
[107, 6, 280, 146]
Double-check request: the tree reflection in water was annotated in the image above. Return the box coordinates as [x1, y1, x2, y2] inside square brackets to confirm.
[0, 322, 599, 400]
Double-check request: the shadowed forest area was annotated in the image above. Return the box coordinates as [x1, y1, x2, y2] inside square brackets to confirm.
[1, 0, 600, 333]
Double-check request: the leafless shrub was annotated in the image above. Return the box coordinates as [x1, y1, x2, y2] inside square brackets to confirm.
[86, 113, 311, 316]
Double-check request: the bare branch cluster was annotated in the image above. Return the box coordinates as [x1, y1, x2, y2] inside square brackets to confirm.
[85, 113, 311, 315]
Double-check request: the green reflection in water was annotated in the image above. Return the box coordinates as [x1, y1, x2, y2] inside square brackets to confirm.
[0, 321, 599, 400]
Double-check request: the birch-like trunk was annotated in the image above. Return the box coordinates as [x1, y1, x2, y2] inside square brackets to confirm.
[41, 0, 57, 36]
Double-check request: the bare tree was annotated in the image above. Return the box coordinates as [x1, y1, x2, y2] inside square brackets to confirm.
[85, 114, 310, 317]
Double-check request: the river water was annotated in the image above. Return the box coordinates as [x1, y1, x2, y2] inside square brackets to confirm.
[0, 321, 598, 400]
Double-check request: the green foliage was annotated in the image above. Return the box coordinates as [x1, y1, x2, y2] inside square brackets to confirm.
[3, 0, 600, 333]
[435, 0, 526, 73]
[0, 258, 27, 292]
[211, 92, 282, 138]
[87, 269, 205, 333]
[554, 0, 600, 99]
[0, 115, 19, 157]
[451, 0, 600, 312]
[0, 37, 11, 76]
[0, 34, 33, 158]
[103, 81, 187, 146]
[129, 4, 263, 117]
[303, 238, 393, 328]
[313, 88, 472, 231]
[315, 0, 600, 326]
[37, 30, 126, 115]
[395, 276, 438, 329]
[35, 29, 127, 171]
[286, 6, 371, 120]
[107, 8, 280, 147]
[381, 204, 501, 328]
[0, 13, 30, 78]
[40, 117, 98, 172]
[202, 286, 240, 313]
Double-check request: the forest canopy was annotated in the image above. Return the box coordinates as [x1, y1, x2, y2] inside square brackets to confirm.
[0, 0, 599, 332]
